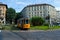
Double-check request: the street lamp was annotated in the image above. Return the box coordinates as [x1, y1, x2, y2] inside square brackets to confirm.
[46, 14, 52, 27]
[49, 16, 52, 27]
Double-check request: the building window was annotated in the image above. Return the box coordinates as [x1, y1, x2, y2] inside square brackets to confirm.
[33, 7, 34, 11]
[29, 15, 30, 18]
[37, 6, 39, 10]
[34, 7, 36, 11]
[29, 7, 32, 11]
[40, 11, 42, 13]
[48, 6, 49, 10]
[43, 6, 45, 9]
[32, 12, 33, 17]
[43, 6, 47, 10]
[29, 12, 31, 14]
[32, 7, 33, 11]
[40, 6, 42, 10]
[32, 12, 33, 14]
[48, 11, 49, 13]
[35, 12, 36, 16]
[29, 7, 30, 11]
[33, 7, 36, 11]
[39, 6, 40, 10]
[37, 12, 39, 16]
[35, 12, 36, 14]
[0, 17, 3, 21]
[40, 12, 42, 16]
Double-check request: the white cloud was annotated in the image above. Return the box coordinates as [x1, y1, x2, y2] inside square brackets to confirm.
[56, 7, 60, 11]
[53, 0, 60, 3]
[16, 2, 26, 5]
[16, 1, 32, 5]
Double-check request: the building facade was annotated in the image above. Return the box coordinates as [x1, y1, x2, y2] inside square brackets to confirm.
[56, 11, 60, 22]
[0, 2, 7, 24]
[21, 4, 56, 22]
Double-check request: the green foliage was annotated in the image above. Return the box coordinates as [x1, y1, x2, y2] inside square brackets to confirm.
[2, 24, 20, 30]
[44, 23, 49, 26]
[31, 17, 45, 26]
[15, 12, 22, 19]
[30, 26, 60, 30]
[14, 12, 23, 24]
[30, 26, 49, 30]
[6, 8, 16, 24]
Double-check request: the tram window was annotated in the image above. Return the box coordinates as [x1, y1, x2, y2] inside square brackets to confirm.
[22, 20, 24, 24]
[20, 21, 22, 24]
[25, 20, 28, 24]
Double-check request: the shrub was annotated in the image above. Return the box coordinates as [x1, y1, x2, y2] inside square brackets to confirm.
[31, 17, 45, 26]
[44, 23, 49, 26]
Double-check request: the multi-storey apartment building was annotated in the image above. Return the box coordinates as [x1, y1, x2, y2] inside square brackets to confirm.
[0, 2, 7, 24]
[56, 11, 60, 22]
[21, 3, 56, 22]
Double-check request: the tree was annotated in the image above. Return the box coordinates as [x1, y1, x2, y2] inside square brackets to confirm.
[14, 12, 23, 24]
[6, 8, 16, 24]
[31, 17, 45, 26]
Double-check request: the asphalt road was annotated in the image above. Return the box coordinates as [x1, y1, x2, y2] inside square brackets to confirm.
[0, 30, 60, 40]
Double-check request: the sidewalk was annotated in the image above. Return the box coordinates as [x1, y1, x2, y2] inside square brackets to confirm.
[3, 29, 60, 32]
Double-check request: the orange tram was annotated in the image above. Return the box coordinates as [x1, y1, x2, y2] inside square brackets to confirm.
[17, 18, 30, 30]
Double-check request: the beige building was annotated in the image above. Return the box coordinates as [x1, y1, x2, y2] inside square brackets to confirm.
[0, 2, 7, 24]
[21, 4, 56, 22]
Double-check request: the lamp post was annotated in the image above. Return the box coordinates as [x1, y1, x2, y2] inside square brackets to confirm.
[45, 14, 52, 27]
[47, 14, 52, 27]
[49, 16, 52, 27]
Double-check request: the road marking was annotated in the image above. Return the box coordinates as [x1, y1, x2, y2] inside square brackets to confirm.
[0, 30, 1, 32]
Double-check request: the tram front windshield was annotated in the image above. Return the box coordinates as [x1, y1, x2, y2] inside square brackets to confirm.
[25, 20, 28, 24]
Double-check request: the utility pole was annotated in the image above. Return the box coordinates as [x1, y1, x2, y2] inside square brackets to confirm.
[48, 14, 52, 28]
[50, 16, 51, 26]
[49, 15, 53, 28]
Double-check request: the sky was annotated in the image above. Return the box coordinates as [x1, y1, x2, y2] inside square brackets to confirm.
[0, 0, 60, 12]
